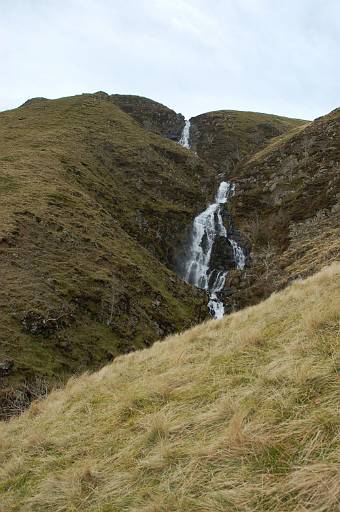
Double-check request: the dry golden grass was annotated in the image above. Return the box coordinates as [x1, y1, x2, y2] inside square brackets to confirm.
[281, 211, 340, 283]
[0, 263, 339, 511]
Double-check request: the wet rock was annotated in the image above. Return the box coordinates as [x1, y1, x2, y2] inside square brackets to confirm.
[209, 236, 236, 271]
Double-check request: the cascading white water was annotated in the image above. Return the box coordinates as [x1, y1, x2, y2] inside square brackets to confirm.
[179, 120, 245, 319]
[184, 181, 235, 319]
[179, 119, 191, 148]
[230, 239, 246, 270]
[184, 182, 233, 288]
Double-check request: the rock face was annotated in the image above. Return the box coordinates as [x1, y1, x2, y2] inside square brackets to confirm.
[0, 92, 213, 418]
[190, 110, 307, 175]
[111, 94, 185, 141]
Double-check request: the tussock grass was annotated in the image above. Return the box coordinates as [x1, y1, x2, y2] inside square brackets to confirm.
[1, 263, 339, 511]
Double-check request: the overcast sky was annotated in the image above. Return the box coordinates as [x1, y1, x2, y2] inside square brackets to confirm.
[1, 0, 339, 119]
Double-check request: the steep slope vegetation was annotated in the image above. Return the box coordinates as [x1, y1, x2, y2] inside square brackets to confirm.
[190, 109, 307, 174]
[110, 94, 185, 141]
[225, 107, 340, 311]
[0, 263, 339, 511]
[0, 93, 216, 417]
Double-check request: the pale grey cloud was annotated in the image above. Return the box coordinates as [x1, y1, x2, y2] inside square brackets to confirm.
[1, 0, 339, 119]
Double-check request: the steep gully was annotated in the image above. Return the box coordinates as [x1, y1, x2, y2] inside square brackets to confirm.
[179, 121, 246, 319]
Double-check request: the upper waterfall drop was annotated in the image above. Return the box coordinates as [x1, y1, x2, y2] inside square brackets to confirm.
[179, 120, 191, 148]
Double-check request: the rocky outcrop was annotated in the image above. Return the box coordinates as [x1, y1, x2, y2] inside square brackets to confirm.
[209, 236, 235, 273]
[190, 110, 307, 176]
[19, 97, 49, 107]
[111, 94, 185, 141]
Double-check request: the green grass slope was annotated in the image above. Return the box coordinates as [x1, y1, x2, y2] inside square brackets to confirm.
[0, 263, 339, 511]
[0, 93, 216, 417]
[190, 109, 307, 174]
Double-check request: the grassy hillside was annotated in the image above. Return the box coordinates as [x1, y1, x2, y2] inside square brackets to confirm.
[226, 107, 340, 312]
[0, 263, 339, 511]
[0, 92, 216, 417]
[190, 109, 307, 174]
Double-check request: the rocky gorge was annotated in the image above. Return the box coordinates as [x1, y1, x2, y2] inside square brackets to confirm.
[0, 92, 339, 418]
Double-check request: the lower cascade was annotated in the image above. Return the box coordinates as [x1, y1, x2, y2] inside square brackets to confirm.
[183, 181, 246, 319]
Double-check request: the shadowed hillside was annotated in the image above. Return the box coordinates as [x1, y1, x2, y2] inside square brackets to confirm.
[0, 92, 217, 417]
[0, 263, 339, 511]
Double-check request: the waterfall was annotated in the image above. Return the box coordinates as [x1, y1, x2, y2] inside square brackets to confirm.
[179, 119, 191, 148]
[183, 181, 246, 320]
[179, 120, 245, 319]
[184, 182, 233, 288]
[183, 182, 230, 319]
[207, 234, 245, 318]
